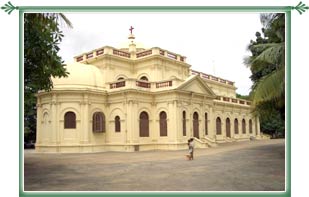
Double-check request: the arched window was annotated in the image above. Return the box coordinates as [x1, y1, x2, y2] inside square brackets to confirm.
[216, 117, 221, 135]
[182, 111, 186, 136]
[205, 113, 208, 135]
[64, 111, 76, 129]
[234, 119, 239, 134]
[242, 119, 246, 134]
[115, 116, 121, 132]
[249, 119, 253, 134]
[140, 76, 149, 81]
[93, 112, 105, 132]
[139, 111, 149, 137]
[193, 112, 199, 138]
[159, 111, 167, 136]
[117, 77, 124, 81]
[226, 118, 231, 138]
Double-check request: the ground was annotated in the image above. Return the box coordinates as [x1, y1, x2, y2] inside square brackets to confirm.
[24, 139, 285, 191]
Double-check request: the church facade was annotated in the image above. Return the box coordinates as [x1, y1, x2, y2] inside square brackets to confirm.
[35, 30, 261, 153]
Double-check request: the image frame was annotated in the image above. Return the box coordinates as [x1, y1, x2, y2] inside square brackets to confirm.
[16, 4, 291, 197]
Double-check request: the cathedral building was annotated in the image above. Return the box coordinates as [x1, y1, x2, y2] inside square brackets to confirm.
[35, 28, 261, 153]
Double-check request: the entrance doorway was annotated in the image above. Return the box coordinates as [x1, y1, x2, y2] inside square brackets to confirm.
[193, 112, 199, 138]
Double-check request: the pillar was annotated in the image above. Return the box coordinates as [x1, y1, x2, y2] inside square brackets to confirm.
[81, 94, 90, 144]
[51, 94, 57, 145]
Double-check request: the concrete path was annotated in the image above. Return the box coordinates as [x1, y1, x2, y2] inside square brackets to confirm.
[24, 139, 285, 191]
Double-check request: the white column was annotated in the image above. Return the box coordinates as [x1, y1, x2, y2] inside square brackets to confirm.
[208, 106, 215, 139]
[132, 101, 139, 143]
[51, 94, 57, 145]
[256, 116, 261, 136]
[81, 95, 90, 144]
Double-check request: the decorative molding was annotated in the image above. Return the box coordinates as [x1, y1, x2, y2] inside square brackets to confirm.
[292, 1, 309, 14]
[1, 1, 18, 15]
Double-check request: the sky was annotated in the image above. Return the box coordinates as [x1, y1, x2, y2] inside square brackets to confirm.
[58, 13, 264, 95]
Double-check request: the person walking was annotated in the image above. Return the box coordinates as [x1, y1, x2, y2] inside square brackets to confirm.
[186, 138, 194, 160]
[189, 138, 194, 160]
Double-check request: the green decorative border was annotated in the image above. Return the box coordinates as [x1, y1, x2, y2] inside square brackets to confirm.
[2, 1, 298, 196]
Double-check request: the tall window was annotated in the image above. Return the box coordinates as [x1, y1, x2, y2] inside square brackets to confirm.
[182, 111, 186, 136]
[139, 111, 149, 137]
[193, 112, 199, 138]
[226, 118, 231, 138]
[93, 112, 105, 132]
[242, 119, 246, 134]
[64, 111, 76, 129]
[249, 119, 253, 134]
[205, 113, 208, 135]
[234, 119, 239, 134]
[159, 111, 167, 136]
[216, 117, 221, 135]
[115, 116, 121, 132]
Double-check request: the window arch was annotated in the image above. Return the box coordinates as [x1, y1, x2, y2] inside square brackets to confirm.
[115, 116, 121, 132]
[234, 119, 239, 134]
[182, 111, 186, 136]
[242, 119, 246, 134]
[249, 119, 253, 134]
[216, 117, 222, 135]
[93, 112, 105, 133]
[139, 111, 149, 137]
[159, 111, 167, 136]
[117, 77, 124, 81]
[205, 113, 208, 135]
[64, 111, 76, 129]
[140, 76, 149, 81]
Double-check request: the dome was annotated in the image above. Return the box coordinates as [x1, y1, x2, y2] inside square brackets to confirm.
[52, 62, 104, 90]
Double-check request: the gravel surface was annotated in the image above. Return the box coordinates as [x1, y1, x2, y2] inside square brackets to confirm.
[24, 139, 285, 191]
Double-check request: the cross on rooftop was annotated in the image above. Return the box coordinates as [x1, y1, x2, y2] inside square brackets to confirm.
[129, 26, 134, 34]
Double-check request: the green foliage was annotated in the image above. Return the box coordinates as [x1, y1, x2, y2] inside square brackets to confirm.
[236, 93, 250, 100]
[245, 13, 285, 136]
[24, 13, 70, 142]
[257, 101, 285, 137]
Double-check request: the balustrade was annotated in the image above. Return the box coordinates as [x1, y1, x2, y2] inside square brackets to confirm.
[113, 49, 130, 58]
[167, 52, 177, 60]
[156, 81, 172, 88]
[86, 53, 93, 59]
[76, 56, 83, 62]
[239, 100, 245, 104]
[96, 49, 104, 56]
[110, 81, 126, 89]
[136, 50, 152, 58]
[136, 81, 151, 88]
[223, 97, 230, 102]
[215, 96, 251, 106]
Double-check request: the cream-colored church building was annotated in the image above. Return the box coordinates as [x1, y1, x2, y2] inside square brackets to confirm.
[35, 29, 261, 153]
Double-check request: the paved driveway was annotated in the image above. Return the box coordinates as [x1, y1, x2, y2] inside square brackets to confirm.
[24, 139, 285, 191]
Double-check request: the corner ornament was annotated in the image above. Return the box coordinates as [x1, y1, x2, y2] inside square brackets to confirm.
[292, 1, 309, 14]
[1, 1, 18, 15]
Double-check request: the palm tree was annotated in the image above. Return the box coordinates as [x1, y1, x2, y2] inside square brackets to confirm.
[37, 13, 73, 28]
[245, 13, 285, 107]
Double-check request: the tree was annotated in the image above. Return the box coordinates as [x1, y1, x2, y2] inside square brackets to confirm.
[24, 13, 72, 142]
[245, 13, 285, 136]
